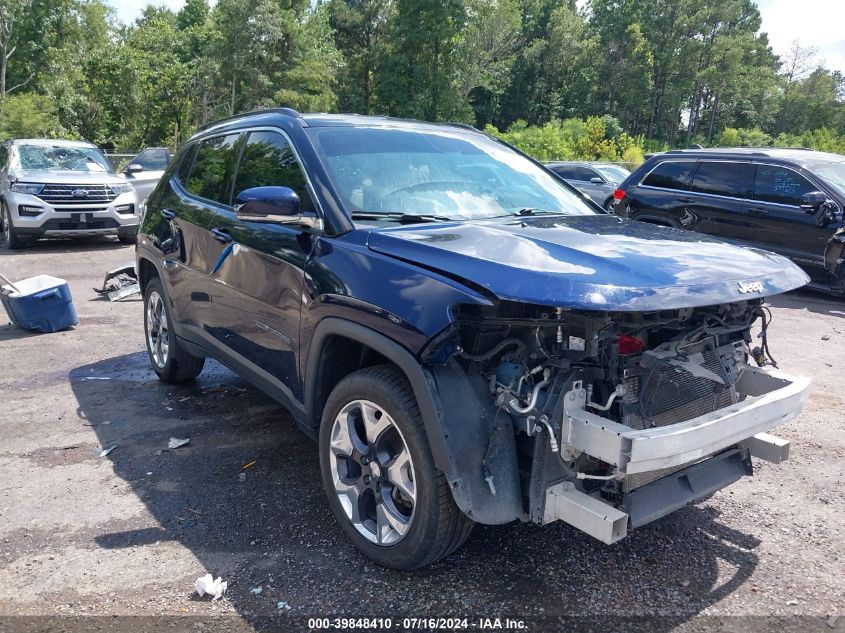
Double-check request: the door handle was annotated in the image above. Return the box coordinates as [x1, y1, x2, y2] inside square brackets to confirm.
[211, 227, 233, 243]
[676, 196, 694, 204]
[747, 207, 769, 215]
[161, 208, 177, 220]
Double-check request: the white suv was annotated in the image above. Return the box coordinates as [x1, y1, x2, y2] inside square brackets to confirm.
[0, 139, 139, 249]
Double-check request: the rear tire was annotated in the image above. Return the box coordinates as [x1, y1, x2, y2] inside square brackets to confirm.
[1, 201, 31, 250]
[319, 365, 473, 570]
[143, 277, 204, 382]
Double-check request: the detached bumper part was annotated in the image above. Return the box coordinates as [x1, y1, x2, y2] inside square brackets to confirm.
[543, 365, 809, 543]
[560, 366, 809, 475]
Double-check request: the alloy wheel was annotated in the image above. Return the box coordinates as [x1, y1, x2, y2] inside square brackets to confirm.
[329, 399, 416, 546]
[146, 290, 170, 368]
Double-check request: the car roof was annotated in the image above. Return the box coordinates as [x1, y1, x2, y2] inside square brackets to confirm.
[546, 161, 623, 168]
[657, 147, 845, 164]
[193, 108, 480, 140]
[11, 138, 98, 148]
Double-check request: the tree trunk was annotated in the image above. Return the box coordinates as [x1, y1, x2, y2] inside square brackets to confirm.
[707, 91, 720, 143]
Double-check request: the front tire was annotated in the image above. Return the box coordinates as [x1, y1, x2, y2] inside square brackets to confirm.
[1, 201, 31, 250]
[319, 365, 473, 570]
[118, 228, 138, 244]
[143, 277, 204, 382]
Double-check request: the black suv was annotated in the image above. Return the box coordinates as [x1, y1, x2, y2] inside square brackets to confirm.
[136, 111, 811, 569]
[613, 148, 845, 295]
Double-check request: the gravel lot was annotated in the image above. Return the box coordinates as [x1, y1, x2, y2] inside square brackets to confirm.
[0, 238, 843, 632]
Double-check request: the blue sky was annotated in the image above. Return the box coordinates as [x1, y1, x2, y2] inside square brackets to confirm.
[105, 0, 844, 74]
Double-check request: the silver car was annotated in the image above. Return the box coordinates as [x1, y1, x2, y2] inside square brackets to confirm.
[0, 139, 139, 249]
[121, 147, 170, 206]
[546, 161, 631, 211]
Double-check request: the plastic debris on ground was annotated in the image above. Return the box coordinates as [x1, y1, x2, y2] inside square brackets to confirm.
[250, 587, 263, 595]
[168, 437, 190, 449]
[94, 262, 140, 302]
[277, 601, 291, 611]
[98, 445, 117, 457]
[194, 574, 227, 601]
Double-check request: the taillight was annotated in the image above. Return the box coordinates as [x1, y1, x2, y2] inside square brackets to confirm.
[617, 335, 645, 355]
[613, 188, 625, 202]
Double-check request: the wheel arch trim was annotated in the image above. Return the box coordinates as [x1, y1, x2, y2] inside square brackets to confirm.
[305, 317, 452, 475]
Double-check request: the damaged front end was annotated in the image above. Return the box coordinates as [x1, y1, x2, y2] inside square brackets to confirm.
[428, 299, 811, 543]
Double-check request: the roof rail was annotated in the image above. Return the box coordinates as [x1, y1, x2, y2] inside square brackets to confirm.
[444, 121, 479, 132]
[196, 107, 303, 133]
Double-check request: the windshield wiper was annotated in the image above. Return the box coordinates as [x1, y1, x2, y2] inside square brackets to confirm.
[515, 207, 564, 216]
[351, 212, 455, 224]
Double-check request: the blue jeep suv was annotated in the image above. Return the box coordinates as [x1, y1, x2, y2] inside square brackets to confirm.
[137, 109, 812, 569]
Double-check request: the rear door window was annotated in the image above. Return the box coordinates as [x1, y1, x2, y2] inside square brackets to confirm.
[753, 165, 816, 206]
[641, 161, 696, 190]
[232, 131, 315, 212]
[690, 161, 753, 198]
[184, 134, 241, 205]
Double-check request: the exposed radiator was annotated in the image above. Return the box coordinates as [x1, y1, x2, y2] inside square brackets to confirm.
[620, 339, 741, 491]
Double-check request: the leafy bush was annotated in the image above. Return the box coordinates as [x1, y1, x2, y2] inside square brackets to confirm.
[0, 93, 68, 140]
[485, 116, 646, 165]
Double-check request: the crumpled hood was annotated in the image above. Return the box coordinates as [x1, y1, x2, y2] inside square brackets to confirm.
[366, 215, 810, 311]
[12, 169, 123, 184]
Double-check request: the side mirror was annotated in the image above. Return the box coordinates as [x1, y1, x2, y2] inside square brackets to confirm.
[589, 177, 605, 184]
[125, 163, 144, 174]
[234, 186, 300, 222]
[800, 191, 827, 212]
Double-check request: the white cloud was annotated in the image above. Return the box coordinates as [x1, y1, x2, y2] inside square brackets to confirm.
[755, 0, 845, 73]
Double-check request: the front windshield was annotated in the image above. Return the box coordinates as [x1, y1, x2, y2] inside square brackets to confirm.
[15, 144, 113, 174]
[307, 127, 597, 220]
[805, 160, 845, 197]
[594, 164, 630, 183]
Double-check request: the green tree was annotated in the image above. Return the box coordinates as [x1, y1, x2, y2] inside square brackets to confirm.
[0, 92, 64, 138]
[329, 0, 391, 113]
[376, 0, 468, 121]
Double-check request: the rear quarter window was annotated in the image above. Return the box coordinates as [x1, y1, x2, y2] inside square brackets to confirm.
[175, 145, 197, 184]
[641, 161, 696, 190]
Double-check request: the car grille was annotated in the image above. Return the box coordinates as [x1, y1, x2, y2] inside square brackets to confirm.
[36, 184, 119, 205]
[41, 217, 120, 231]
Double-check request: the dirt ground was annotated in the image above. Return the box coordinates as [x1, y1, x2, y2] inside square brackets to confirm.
[0, 237, 842, 633]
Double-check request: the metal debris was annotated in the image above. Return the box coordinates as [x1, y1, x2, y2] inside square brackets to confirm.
[277, 601, 291, 611]
[168, 437, 190, 449]
[94, 262, 139, 301]
[98, 445, 117, 457]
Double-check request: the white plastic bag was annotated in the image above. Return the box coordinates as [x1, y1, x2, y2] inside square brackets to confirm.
[195, 573, 227, 601]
